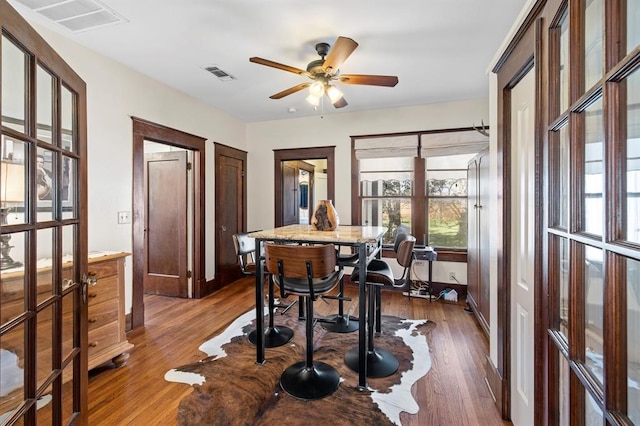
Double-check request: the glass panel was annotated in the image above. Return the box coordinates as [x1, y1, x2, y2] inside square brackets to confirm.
[361, 176, 412, 196]
[62, 363, 75, 423]
[559, 11, 569, 112]
[559, 237, 570, 339]
[584, 98, 604, 236]
[428, 198, 467, 248]
[558, 125, 569, 229]
[37, 148, 55, 221]
[584, 246, 604, 386]
[62, 156, 77, 220]
[362, 198, 411, 244]
[36, 228, 54, 306]
[1, 257, 25, 326]
[627, 256, 640, 424]
[61, 85, 75, 153]
[1, 36, 26, 133]
[0, 323, 26, 422]
[585, 391, 604, 425]
[36, 65, 53, 143]
[36, 304, 54, 390]
[559, 354, 570, 426]
[61, 224, 76, 360]
[427, 170, 467, 196]
[0, 230, 26, 279]
[584, 0, 603, 90]
[629, 0, 640, 54]
[626, 68, 640, 244]
[1, 136, 27, 226]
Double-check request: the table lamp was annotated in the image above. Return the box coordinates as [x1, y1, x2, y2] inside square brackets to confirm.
[1, 160, 25, 270]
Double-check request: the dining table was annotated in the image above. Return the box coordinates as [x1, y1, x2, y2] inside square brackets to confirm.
[248, 224, 387, 389]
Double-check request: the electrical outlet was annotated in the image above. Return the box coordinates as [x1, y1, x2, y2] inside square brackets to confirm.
[117, 211, 131, 224]
[449, 272, 456, 280]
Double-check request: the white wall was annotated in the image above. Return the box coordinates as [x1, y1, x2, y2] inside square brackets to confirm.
[29, 23, 246, 313]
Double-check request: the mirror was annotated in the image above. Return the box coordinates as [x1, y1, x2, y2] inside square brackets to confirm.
[299, 181, 309, 209]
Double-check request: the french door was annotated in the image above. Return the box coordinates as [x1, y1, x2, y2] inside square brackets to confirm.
[0, 0, 88, 424]
[546, 0, 640, 424]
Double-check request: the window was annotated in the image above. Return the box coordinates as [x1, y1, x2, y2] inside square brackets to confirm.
[353, 130, 487, 248]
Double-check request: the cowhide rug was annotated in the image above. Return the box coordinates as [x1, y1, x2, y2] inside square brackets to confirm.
[165, 307, 435, 425]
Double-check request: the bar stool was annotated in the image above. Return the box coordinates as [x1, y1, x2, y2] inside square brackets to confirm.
[321, 248, 359, 333]
[264, 243, 344, 400]
[344, 234, 416, 378]
[233, 232, 294, 348]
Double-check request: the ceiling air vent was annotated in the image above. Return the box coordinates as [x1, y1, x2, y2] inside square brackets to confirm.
[13, 0, 127, 32]
[204, 66, 236, 82]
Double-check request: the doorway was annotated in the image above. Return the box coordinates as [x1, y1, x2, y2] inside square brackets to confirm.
[274, 147, 335, 227]
[131, 118, 206, 329]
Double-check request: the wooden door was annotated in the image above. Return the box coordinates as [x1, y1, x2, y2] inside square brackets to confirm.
[214, 144, 246, 289]
[478, 151, 491, 326]
[282, 161, 298, 225]
[144, 151, 188, 297]
[510, 67, 535, 425]
[0, 0, 89, 423]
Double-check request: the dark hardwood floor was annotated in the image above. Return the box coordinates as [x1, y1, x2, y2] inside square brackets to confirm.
[87, 277, 510, 425]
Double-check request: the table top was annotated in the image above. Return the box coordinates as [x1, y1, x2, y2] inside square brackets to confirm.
[248, 224, 387, 244]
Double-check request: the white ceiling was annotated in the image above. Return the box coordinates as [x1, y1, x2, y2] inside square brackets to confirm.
[9, 0, 528, 123]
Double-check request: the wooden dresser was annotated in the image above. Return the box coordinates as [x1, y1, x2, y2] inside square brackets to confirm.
[84, 252, 134, 369]
[0, 252, 133, 375]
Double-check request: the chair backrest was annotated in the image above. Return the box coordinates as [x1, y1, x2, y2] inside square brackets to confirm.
[232, 232, 258, 274]
[233, 232, 256, 256]
[395, 234, 416, 267]
[264, 243, 342, 297]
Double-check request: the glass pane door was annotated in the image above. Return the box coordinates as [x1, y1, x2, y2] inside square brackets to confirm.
[0, 0, 88, 423]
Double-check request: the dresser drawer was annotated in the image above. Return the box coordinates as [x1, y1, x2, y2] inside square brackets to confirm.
[86, 275, 119, 306]
[88, 322, 119, 356]
[88, 300, 119, 332]
[87, 259, 119, 280]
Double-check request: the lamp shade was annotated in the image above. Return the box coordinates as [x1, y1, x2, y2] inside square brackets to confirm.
[1, 161, 25, 204]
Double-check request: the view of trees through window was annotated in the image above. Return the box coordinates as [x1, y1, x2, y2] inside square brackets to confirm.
[357, 139, 477, 248]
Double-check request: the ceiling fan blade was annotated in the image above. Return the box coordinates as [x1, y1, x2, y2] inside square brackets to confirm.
[250, 57, 311, 77]
[269, 83, 311, 99]
[322, 36, 358, 74]
[338, 74, 399, 87]
[331, 96, 348, 109]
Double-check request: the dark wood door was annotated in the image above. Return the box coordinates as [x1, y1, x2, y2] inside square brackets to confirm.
[282, 161, 298, 225]
[144, 151, 188, 297]
[214, 144, 246, 289]
[0, 0, 89, 422]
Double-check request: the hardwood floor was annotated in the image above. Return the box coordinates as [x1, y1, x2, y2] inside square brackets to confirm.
[87, 277, 511, 425]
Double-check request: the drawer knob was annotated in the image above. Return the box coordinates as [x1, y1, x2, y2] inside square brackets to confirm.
[89, 317, 98, 323]
[88, 293, 97, 298]
[89, 342, 98, 348]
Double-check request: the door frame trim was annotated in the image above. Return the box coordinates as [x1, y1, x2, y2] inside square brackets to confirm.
[274, 146, 335, 227]
[131, 117, 206, 329]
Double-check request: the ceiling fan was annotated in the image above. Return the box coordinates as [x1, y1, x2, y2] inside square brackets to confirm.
[249, 36, 399, 109]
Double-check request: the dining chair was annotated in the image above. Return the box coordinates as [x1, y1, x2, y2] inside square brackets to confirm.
[233, 232, 295, 348]
[345, 233, 416, 378]
[264, 242, 344, 400]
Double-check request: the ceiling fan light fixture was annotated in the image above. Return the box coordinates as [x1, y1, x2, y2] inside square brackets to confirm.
[309, 81, 324, 97]
[306, 93, 321, 106]
[326, 85, 343, 104]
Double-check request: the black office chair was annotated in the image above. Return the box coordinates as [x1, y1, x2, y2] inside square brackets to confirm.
[345, 233, 416, 378]
[320, 247, 359, 333]
[264, 243, 344, 400]
[232, 232, 294, 348]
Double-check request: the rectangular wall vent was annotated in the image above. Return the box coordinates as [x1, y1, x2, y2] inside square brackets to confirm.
[204, 66, 236, 82]
[14, 0, 127, 32]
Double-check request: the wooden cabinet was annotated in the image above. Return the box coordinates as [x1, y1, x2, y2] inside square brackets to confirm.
[0, 252, 133, 377]
[467, 149, 490, 336]
[85, 252, 133, 368]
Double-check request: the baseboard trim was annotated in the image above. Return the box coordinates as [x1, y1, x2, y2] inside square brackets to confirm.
[485, 355, 505, 419]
